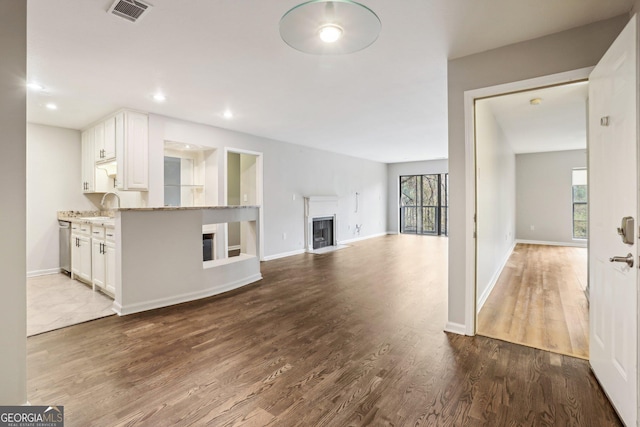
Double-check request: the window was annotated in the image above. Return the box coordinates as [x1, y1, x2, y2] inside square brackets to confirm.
[572, 168, 587, 239]
[400, 174, 448, 236]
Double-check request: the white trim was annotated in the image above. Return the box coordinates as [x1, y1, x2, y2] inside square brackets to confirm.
[339, 232, 388, 245]
[263, 249, 307, 261]
[113, 273, 263, 316]
[463, 67, 594, 336]
[386, 230, 399, 235]
[516, 239, 588, 248]
[477, 241, 516, 313]
[228, 245, 241, 251]
[444, 321, 467, 335]
[27, 268, 63, 278]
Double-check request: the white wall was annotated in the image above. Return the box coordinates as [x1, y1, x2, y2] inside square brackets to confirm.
[147, 114, 388, 259]
[27, 124, 96, 275]
[0, 0, 26, 405]
[475, 102, 516, 309]
[516, 150, 587, 245]
[447, 15, 628, 331]
[386, 159, 448, 234]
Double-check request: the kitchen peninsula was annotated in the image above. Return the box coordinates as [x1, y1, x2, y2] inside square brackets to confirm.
[113, 205, 261, 315]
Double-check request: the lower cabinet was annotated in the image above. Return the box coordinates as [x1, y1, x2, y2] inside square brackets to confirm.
[91, 226, 116, 297]
[71, 224, 92, 283]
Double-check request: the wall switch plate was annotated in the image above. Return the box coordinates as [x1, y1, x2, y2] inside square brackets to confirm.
[292, 194, 296, 201]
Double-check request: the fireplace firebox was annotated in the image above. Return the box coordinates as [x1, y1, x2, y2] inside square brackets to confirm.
[312, 217, 334, 250]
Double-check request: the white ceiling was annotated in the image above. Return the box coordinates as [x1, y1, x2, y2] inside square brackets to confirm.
[480, 82, 589, 154]
[26, 0, 633, 163]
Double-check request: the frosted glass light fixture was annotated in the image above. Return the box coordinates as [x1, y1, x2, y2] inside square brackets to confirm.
[280, 0, 381, 55]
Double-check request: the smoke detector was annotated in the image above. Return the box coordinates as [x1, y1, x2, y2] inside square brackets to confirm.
[108, 0, 152, 23]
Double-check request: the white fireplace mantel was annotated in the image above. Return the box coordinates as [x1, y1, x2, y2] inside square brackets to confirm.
[304, 196, 339, 251]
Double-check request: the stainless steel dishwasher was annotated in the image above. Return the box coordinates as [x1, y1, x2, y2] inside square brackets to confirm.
[59, 220, 71, 274]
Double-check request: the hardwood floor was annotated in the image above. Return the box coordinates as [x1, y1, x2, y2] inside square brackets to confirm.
[27, 235, 619, 426]
[477, 244, 589, 359]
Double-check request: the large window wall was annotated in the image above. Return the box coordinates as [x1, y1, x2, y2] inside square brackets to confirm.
[400, 174, 448, 236]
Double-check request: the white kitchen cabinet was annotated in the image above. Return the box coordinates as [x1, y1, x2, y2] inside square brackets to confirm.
[116, 111, 148, 191]
[105, 239, 116, 295]
[91, 225, 116, 297]
[81, 130, 94, 193]
[95, 117, 116, 162]
[71, 223, 92, 283]
[82, 128, 110, 193]
[93, 122, 105, 162]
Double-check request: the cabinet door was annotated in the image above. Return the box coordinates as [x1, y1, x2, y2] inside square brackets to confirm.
[94, 123, 105, 162]
[103, 116, 116, 161]
[92, 238, 106, 290]
[71, 234, 81, 278]
[105, 241, 116, 295]
[78, 235, 92, 283]
[125, 111, 149, 190]
[81, 130, 94, 192]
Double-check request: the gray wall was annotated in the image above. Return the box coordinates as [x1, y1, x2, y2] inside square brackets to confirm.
[475, 102, 516, 307]
[27, 124, 96, 275]
[516, 150, 587, 245]
[147, 115, 388, 259]
[447, 15, 628, 330]
[386, 159, 448, 234]
[0, 0, 26, 405]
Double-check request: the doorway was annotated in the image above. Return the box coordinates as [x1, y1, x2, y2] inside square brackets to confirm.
[471, 79, 590, 359]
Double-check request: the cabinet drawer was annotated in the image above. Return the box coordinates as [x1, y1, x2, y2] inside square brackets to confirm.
[105, 228, 116, 242]
[72, 222, 91, 236]
[91, 226, 105, 239]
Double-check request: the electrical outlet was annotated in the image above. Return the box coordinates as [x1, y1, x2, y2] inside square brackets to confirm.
[243, 194, 248, 202]
[282, 232, 287, 240]
[292, 194, 296, 201]
[530, 225, 535, 231]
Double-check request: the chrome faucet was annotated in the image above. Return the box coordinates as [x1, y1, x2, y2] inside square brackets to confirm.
[101, 191, 121, 209]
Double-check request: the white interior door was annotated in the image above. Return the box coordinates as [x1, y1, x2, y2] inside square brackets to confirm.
[589, 14, 638, 426]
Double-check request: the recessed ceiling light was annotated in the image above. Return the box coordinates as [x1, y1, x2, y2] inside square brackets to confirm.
[45, 103, 58, 110]
[153, 93, 166, 102]
[223, 110, 233, 119]
[530, 98, 542, 106]
[27, 82, 45, 91]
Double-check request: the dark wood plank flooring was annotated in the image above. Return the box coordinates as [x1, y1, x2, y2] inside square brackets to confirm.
[27, 235, 620, 426]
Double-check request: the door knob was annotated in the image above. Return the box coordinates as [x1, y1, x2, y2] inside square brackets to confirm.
[609, 253, 634, 268]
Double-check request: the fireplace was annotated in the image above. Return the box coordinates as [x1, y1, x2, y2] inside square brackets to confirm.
[312, 217, 334, 249]
[304, 196, 339, 252]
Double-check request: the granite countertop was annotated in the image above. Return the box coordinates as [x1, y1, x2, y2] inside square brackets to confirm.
[118, 205, 260, 211]
[58, 211, 116, 228]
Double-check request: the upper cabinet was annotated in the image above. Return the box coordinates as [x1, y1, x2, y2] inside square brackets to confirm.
[81, 109, 149, 193]
[116, 111, 149, 191]
[95, 117, 116, 162]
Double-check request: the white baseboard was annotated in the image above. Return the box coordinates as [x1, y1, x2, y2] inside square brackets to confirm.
[444, 321, 467, 335]
[477, 241, 516, 313]
[114, 274, 263, 316]
[516, 239, 587, 248]
[386, 231, 399, 235]
[339, 232, 388, 245]
[228, 245, 241, 251]
[263, 249, 306, 261]
[263, 232, 389, 261]
[27, 268, 63, 278]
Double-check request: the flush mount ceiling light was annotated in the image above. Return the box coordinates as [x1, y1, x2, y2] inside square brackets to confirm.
[153, 93, 166, 102]
[530, 98, 542, 106]
[223, 110, 233, 119]
[279, 0, 381, 55]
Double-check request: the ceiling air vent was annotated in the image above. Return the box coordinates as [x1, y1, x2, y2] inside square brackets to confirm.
[108, 0, 152, 23]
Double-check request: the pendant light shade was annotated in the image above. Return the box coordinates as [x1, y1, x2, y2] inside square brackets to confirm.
[279, 0, 381, 55]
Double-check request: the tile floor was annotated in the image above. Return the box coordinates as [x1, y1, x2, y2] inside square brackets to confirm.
[27, 273, 115, 336]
